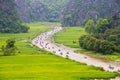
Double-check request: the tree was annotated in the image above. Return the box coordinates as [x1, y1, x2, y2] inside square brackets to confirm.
[95, 18, 109, 33]
[0, 0, 29, 33]
[15, 0, 69, 22]
[79, 35, 115, 54]
[62, 13, 75, 26]
[80, 13, 120, 54]
[85, 20, 95, 34]
[1, 39, 17, 56]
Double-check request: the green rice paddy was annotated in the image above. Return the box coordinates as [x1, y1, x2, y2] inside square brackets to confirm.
[0, 23, 118, 80]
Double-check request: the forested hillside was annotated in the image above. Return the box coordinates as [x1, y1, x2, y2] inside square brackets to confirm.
[15, 0, 69, 22]
[0, 0, 29, 33]
[40, 0, 70, 22]
[62, 0, 120, 26]
[15, 0, 48, 22]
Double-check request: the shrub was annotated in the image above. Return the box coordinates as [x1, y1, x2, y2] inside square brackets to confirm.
[79, 35, 115, 54]
[1, 39, 17, 56]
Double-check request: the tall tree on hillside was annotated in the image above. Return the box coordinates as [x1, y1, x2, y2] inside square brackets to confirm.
[85, 20, 95, 34]
[0, 0, 29, 33]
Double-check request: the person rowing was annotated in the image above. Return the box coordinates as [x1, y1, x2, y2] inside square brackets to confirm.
[66, 52, 69, 54]
[66, 55, 69, 58]
[118, 69, 120, 72]
[60, 52, 63, 55]
[108, 65, 114, 70]
[58, 49, 61, 52]
[84, 56, 87, 59]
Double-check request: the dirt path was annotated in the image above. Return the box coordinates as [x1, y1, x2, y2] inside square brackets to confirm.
[32, 26, 120, 72]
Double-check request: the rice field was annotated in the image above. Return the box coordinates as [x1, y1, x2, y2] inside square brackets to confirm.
[0, 23, 118, 80]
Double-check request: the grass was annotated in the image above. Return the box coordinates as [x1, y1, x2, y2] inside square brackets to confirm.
[54, 27, 86, 48]
[0, 23, 119, 80]
[54, 27, 120, 61]
[0, 54, 118, 80]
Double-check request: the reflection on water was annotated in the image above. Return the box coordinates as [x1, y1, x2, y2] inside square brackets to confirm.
[94, 77, 120, 80]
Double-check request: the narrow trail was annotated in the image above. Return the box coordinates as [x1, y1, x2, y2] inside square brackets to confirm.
[32, 26, 120, 72]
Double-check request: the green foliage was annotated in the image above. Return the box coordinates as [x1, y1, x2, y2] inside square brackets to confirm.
[85, 20, 95, 34]
[62, 14, 73, 26]
[1, 39, 17, 56]
[0, 0, 29, 33]
[20, 25, 29, 33]
[79, 13, 120, 54]
[62, 0, 120, 26]
[40, 0, 70, 22]
[95, 18, 109, 33]
[79, 35, 115, 54]
[16, 0, 70, 22]
[6, 39, 15, 48]
[85, 18, 109, 34]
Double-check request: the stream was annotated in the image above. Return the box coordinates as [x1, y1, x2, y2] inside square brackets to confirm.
[32, 26, 120, 79]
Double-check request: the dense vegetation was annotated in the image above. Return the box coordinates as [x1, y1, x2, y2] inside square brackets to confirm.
[40, 0, 70, 22]
[79, 13, 120, 54]
[15, 0, 69, 22]
[0, 0, 29, 33]
[62, 0, 120, 26]
[15, 0, 49, 22]
[1, 39, 17, 56]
